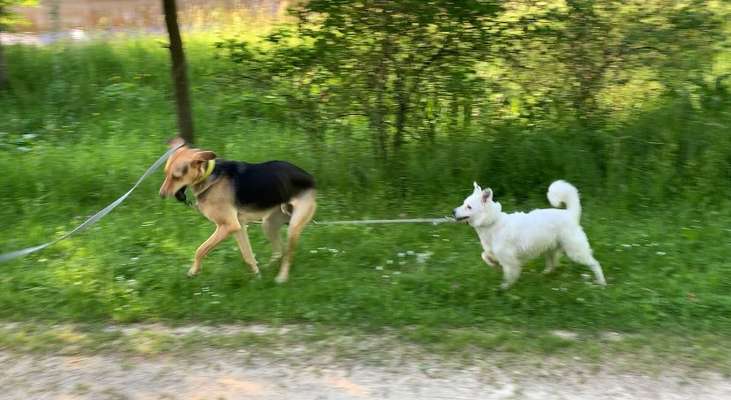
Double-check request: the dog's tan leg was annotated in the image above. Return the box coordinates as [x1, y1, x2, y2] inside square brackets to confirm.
[232, 226, 260, 276]
[262, 208, 289, 265]
[276, 190, 316, 283]
[190, 222, 239, 277]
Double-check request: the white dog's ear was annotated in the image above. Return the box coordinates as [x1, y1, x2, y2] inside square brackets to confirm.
[473, 181, 482, 192]
[481, 188, 493, 203]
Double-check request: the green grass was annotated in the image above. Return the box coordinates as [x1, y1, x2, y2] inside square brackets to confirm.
[0, 39, 730, 367]
[1, 179, 728, 331]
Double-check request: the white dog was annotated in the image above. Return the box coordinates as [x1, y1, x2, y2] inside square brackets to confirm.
[453, 180, 607, 289]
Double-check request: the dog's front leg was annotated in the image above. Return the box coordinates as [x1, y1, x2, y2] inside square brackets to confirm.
[190, 224, 237, 277]
[233, 226, 260, 276]
[498, 255, 522, 290]
[481, 250, 499, 270]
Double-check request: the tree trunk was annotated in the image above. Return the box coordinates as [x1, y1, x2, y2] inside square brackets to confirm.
[0, 35, 8, 90]
[368, 36, 390, 158]
[393, 67, 408, 149]
[162, 0, 195, 143]
[463, 97, 472, 128]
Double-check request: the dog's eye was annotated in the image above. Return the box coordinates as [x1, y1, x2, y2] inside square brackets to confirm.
[466, 205, 472, 210]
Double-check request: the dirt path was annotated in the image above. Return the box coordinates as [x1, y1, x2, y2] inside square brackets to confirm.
[2, 348, 729, 400]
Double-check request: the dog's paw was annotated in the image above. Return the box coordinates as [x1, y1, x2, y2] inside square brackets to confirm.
[499, 282, 512, 291]
[274, 274, 288, 284]
[187, 267, 200, 277]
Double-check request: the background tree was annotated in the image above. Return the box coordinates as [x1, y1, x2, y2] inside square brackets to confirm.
[215, 0, 728, 179]
[492, 0, 724, 125]
[218, 0, 501, 156]
[162, 0, 195, 143]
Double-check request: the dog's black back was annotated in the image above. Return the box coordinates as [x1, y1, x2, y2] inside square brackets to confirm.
[213, 160, 315, 210]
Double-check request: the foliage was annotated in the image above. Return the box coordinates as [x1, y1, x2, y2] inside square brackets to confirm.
[496, 0, 727, 125]
[216, 0, 729, 155]
[217, 0, 502, 153]
[0, 0, 37, 29]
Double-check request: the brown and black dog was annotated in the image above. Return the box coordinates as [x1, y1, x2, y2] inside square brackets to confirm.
[159, 138, 317, 283]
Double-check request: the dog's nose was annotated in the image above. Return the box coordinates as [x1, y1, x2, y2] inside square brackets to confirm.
[452, 209, 458, 217]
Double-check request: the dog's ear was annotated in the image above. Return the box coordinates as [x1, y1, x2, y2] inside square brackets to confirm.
[473, 181, 482, 192]
[481, 188, 493, 204]
[167, 137, 187, 149]
[193, 151, 216, 162]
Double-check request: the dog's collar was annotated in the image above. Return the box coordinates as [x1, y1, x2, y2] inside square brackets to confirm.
[193, 160, 216, 185]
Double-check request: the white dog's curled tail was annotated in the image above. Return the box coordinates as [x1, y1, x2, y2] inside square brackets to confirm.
[547, 180, 581, 222]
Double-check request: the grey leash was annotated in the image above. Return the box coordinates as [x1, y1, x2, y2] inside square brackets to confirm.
[243, 217, 456, 226]
[312, 217, 456, 225]
[0, 143, 183, 263]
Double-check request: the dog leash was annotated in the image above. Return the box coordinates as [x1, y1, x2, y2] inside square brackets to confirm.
[0, 143, 183, 263]
[236, 216, 457, 226]
[312, 217, 456, 225]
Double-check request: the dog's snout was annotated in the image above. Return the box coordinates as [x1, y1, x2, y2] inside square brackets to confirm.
[452, 208, 458, 218]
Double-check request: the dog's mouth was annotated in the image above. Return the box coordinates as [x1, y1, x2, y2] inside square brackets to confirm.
[454, 216, 469, 222]
[174, 186, 188, 203]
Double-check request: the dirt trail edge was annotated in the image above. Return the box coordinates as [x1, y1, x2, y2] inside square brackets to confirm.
[2, 347, 729, 400]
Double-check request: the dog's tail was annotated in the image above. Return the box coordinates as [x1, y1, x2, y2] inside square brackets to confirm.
[547, 180, 581, 222]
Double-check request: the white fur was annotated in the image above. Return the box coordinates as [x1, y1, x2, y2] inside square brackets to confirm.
[453, 180, 606, 289]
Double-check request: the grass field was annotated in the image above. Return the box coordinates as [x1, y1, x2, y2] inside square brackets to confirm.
[0, 39, 730, 368]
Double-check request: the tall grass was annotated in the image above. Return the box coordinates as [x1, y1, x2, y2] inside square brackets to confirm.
[3, 39, 730, 206]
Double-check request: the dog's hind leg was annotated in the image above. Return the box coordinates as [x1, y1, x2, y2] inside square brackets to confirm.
[276, 190, 317, 284]
[232, 226, 260, 276]
[543, 249, 561, 274]
[561, 231, 607, 286]
[576, 256, 606, 286]
[582, 257, 606, 286]
[262, 207, 290, 266]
